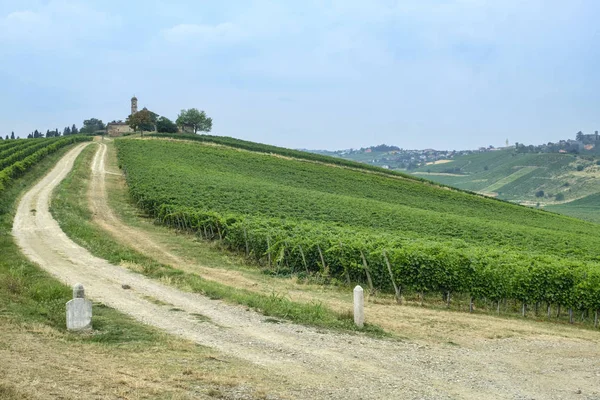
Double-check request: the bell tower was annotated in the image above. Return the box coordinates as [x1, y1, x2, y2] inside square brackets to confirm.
[131, 96, 138, 115]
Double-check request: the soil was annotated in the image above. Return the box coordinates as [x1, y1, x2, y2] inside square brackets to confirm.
[12, 142, 600, 400]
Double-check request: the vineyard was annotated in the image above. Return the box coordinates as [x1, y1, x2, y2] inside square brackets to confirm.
[0, 136, 90, 194]
[116, 138, 600, 325]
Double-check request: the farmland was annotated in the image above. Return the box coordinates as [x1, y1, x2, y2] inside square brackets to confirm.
[0, 136, 91, 195]
[410, 149, 600, 222]
[116, 138, 600, 323]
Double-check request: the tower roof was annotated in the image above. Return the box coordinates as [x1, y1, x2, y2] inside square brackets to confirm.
[131, 95, 137, 101]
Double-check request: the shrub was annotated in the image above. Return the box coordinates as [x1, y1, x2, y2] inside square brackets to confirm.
[555, 193, 565, 201]
[535, 190, 545, 198]
[577, 165, 584, 171]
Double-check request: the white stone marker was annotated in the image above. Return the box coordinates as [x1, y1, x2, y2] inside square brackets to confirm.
[66, 283, 92, 331]
[353, 285, 364, 328]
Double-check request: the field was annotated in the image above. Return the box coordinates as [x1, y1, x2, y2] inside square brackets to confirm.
[410, 149, 600, 221]
[116, 137, 600, 323]
[546, 192, 600, 223]
[0, 136, 90, 195]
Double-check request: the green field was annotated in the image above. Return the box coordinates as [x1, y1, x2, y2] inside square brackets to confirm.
[546, 192, 600, 223]
[0, 136, 90, 194]
[115, 137, 600, 315]
[410, 149, 600, 221]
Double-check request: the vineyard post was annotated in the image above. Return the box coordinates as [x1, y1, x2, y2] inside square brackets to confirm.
[383, 250, 401, 304]
[267, 236, 272, 269]
[298, 244, 309, 275]
[469, 297, 474, 313]
[360, 250, 375, 296]
[595, 310, 598, 328]
[497, 300, 500, 314]
[569, 308, 573, 324]
[547, 303, 551, 318]
[317, 245, 327, 276]
[522, 302, 526, 317]
[556, 304, 561, 318]
[243, 225, 249, 257]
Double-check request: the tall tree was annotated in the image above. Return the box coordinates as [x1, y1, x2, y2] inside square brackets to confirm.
[81, 118, 105, 134]
[128, 108, 157, 135]
[33, 130, 40, 138]
[176, 108, 212, 134]
[156, 116, 178, 133]
[576, 131, 584, 141]
[71, 124, 79, 135]
[5, 135, 9, 140]
[46, 129, 51, 138]
[10, 131, 15, 140]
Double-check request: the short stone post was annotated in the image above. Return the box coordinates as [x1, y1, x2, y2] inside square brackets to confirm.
[353, 285, 364, 328]
[66, 283, 92, 331]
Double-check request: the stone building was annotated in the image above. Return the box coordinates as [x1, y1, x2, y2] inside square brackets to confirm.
[106, 96, 137, 137]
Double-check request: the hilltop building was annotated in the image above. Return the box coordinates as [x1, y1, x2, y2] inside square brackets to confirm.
[106, 96, 141, 137]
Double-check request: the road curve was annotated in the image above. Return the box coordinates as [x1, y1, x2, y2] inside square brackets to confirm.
[11, 142, 439, 399]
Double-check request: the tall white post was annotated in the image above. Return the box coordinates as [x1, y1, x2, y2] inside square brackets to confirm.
[354, 285, 364, 328]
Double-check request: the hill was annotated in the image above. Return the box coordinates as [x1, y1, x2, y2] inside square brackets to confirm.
[115, 135, 600, 316]
[407, 149, 600, 222]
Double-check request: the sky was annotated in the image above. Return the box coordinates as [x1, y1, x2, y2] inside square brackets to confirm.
[0, 0, 599, 150]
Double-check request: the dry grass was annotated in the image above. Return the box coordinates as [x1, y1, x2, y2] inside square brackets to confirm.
[0, 318, 284, 400]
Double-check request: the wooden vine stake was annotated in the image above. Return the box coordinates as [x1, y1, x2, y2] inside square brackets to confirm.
[298, 244, 309, 274]
[243, 225, 249, 257]
[317, 245, 327, 276]
[360, 250, 375, 296]
[267, 236, 272, 269]
[595, 309, 598, 329]
[382, 250, 401, 304]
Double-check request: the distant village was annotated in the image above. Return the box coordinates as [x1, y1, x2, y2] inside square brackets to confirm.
[313, 130, 600, 170]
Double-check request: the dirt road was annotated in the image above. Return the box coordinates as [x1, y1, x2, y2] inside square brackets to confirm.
[12, 142, 600, 399]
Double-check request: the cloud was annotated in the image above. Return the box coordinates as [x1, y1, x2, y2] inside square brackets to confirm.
[0, 0, 122, 50]
[161, 22, 243, 45]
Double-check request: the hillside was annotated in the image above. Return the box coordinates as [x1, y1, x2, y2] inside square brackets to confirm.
[115, 136, 600, 316]
[407, 149, 600, 222]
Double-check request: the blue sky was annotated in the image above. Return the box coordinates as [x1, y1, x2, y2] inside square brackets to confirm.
[1, 0, 599, 150]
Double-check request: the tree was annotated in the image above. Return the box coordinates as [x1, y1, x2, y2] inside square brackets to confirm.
[156, 116, 178, 133]
[5, 135, 9, 140]
[176, 108, 212, 134]
[576, 131, 584, 142]
[46, 129, 52, 138]
[33, 130, 41, 138]
[63, 126, 71, 136]
[72, 124, 79, 135]
[535, 190, 545, 198]
[10, 131, 15, 140]
[128, 108, 157, 134]
[81, 118, 105, 134]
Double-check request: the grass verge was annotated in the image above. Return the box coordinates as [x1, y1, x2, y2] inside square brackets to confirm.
[0, 144, 161, 345]
[50, 143, 387, 336]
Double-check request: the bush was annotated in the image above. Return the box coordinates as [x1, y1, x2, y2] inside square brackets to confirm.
[555, 193, 565, 201]
[577, 165, 584, 171]
[535, 190, 545, 198]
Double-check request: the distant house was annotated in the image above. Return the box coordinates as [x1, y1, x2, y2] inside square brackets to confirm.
[365, 148, 372, 153]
